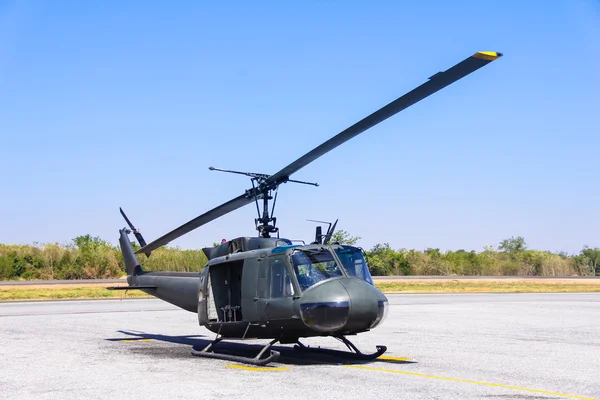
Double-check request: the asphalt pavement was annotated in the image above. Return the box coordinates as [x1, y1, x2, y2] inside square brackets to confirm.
[0, 293, 598, 400]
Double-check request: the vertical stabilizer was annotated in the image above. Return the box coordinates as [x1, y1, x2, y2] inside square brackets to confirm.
[119, 228, 144, 284]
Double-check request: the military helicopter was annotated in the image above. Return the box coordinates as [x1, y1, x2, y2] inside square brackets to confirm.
[110, 51, 502, 366]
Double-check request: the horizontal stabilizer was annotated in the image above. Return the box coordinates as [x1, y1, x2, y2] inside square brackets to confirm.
[106, 285, 157, 291]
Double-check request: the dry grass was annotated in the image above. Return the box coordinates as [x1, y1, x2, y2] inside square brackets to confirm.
[375, 281, 600, 293]
[0, 286, 152, 301]
[1, 279, 600, 301]
[0, 282, 126, 290]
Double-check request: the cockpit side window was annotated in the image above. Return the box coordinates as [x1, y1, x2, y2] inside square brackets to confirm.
[270, 257, 294, 298]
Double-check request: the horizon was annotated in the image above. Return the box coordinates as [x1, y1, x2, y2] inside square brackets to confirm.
[1, 1, 599, 255]
[2, 231, 595, 258]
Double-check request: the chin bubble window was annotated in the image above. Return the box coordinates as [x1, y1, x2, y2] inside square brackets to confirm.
[299, 301, 350, 332]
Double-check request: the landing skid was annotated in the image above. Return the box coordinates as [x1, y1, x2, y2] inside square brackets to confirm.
[191, 335, 386, 366]
[191, 337, 281, 366]
[294, 336, 387, 361]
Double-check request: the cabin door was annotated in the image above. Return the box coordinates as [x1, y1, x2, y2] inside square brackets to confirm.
[240, 257, 260, 323]
[197, 267, 211, 325]
[256, 256, 296, 322]
[255, 257, 270, 323]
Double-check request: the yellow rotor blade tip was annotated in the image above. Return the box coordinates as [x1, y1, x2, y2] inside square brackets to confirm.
[474, 51, 503, 60]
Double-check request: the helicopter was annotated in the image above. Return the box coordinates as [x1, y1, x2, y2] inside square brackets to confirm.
[109, 51, 503, 366]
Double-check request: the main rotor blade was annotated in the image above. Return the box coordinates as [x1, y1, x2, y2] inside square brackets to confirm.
[263, 51, 502, 187]
[135, 193, 256, 255]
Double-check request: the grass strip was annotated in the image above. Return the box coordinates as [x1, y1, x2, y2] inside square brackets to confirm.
[0, 287, 152, 301]
[1, 281, 600, 301]
[376, 281, 600, 293]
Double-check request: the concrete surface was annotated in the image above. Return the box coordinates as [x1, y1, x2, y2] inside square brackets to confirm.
[0, 293, 598, 400]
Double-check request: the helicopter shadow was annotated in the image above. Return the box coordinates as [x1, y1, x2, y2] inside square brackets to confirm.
[106, 330, 416, 366]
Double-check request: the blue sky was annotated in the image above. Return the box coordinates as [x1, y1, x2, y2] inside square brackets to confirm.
[1, 0, 598, 254]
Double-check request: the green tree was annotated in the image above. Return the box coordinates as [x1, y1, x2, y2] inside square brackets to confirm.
[329, 229, 361, 246]
[71, 234, 122, 278]
[580, 246, 600, 276]
[499, 236, 527, 253]
[366, 243, 410, 275]
[0, 232, 594, 280]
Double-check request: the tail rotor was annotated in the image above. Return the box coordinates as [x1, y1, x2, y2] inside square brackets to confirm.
[119, 207, 151, 257]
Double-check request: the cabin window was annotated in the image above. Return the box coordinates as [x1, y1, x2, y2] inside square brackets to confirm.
[291, 248, 344, 291]
[334, 246, 374, 285]
[270, 257, 294, 298]
[257, 260, 270, 298]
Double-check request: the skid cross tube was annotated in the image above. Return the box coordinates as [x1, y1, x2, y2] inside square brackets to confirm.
[294, 336, 387, 361]
[191, 337, 281, 366]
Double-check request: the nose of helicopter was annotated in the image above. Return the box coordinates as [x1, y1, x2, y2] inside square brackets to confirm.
[297, 277, 389, 334]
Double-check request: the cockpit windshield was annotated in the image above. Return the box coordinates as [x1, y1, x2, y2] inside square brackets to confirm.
[334, 246, 374, 285]
[291, 248, 344, 291]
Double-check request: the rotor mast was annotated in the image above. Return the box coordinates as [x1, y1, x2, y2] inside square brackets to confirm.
[209, 166, 318, 238]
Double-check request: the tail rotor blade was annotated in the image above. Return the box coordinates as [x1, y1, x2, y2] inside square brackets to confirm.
[119, 207, 148, 249]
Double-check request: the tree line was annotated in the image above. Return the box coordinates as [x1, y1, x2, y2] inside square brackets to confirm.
[0, 232, 598, 280]
[331, 231, 599, 277]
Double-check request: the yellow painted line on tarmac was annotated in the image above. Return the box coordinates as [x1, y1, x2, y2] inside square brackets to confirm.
[344, 365, 595, 400]
[226, 364, 289, 372]
[377, 355, 412, 362]
[121, 339, 153, 343]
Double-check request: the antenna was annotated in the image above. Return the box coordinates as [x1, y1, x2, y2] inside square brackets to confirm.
[315, 226, 322, 244]
[322, 219, 338, 244]
[307, 219, 335, 244]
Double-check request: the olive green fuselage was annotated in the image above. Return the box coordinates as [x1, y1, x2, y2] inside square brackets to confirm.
[130, 243, 388, 341]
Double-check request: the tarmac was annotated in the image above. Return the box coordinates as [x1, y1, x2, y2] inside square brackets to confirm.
[0, 293, 598, 399]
